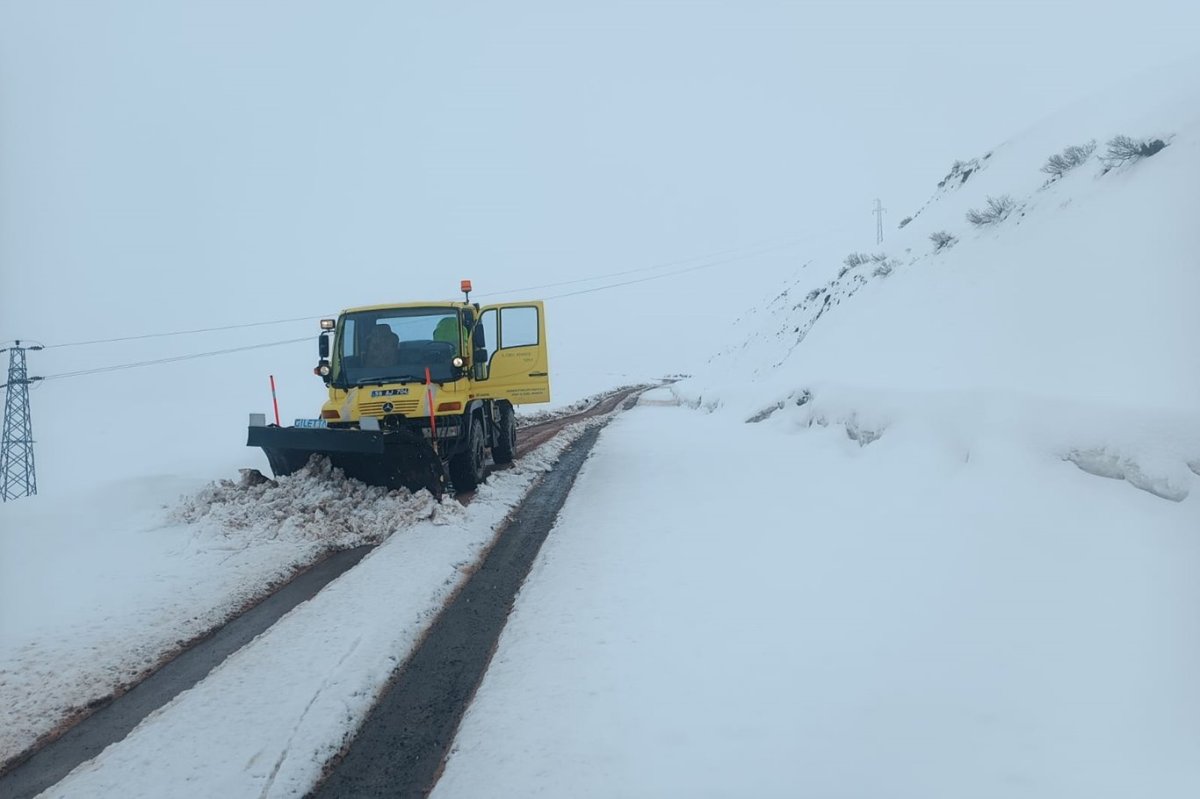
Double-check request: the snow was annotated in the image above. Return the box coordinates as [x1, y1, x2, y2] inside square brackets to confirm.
[13, 417, 607, 798]
[0, 466, 452, 763]
[1, 25, 1198, 799]
[435, 65, 1200, 795]
[433, 394, 1200, 798]
[693, 63, 1200, 511]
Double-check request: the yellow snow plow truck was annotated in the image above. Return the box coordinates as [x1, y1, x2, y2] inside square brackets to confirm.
[248, 281, 549, 497]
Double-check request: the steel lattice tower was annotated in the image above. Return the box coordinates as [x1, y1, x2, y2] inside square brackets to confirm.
[1, 341, 43, 501]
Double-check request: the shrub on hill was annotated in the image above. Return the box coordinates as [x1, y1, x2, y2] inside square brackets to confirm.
[840, 252, 891, 278]
[937, 158, 981, 189]
[966, 195, 1016, 226]
[930, 231, 957, 251]
[1101, 134, 1168, 169]
[1041, 140, 1096, 179]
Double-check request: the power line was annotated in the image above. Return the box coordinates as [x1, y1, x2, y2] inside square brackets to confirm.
[541, 242, 799, 299]
[26, 228, 838, 380]
[34, 231, 826, 353]
[476, 235, 812, 299]
[32, 239, 792, 381]
[39, 337, 312, 382]
[42, 315, 331, 350]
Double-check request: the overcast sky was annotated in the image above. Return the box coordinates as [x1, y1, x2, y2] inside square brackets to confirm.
[2, 0, 1198, 383]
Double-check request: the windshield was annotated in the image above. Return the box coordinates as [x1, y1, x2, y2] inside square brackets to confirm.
[333, 307, 464, 386]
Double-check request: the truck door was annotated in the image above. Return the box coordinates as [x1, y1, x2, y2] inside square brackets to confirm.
[473, 301, 550, 405]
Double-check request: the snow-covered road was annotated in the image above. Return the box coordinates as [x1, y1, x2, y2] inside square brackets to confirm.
[434, 389, 1200, 798]
[7, 386, 1199, 798]
[4, 418, 609, 798]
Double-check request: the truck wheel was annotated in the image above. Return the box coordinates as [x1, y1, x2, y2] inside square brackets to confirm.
[449, 416, 486, 491]
[492, 402, 517, 465]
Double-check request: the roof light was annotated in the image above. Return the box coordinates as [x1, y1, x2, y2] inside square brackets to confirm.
[320, 319, 335, 330]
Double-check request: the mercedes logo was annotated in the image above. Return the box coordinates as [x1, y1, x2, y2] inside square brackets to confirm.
[382, 401, 394, 413]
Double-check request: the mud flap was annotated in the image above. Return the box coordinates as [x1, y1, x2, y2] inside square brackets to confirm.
[247, 426, 447, 497]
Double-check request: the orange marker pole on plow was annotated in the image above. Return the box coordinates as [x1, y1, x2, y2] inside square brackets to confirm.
[269, 375, 281, 426]
[425, 367, 438, 456]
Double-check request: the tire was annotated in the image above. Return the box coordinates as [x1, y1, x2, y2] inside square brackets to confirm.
[492, 402, 517, 465]
[449, 416, 486, 491]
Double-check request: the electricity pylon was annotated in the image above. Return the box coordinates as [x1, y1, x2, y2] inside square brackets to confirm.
[1, 341, 43, 501]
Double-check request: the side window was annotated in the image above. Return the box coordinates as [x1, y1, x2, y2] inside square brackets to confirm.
[340, 318, 356, 358]
[476, 308, 498, 378]
[499, 306, 539, 347]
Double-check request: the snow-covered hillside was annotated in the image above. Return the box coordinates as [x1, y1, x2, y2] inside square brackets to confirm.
[690, 65, 1200, 503]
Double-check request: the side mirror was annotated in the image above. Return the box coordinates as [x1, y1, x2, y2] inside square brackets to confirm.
[473, 351, 489, 380]
[318, 332, 330, 359]
[473, 346, 489, 380]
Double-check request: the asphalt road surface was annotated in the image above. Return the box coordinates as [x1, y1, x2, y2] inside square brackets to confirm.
[310, 423, 608, 797]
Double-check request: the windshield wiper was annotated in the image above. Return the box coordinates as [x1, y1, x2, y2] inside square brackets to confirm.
[354, 374, 427, 386]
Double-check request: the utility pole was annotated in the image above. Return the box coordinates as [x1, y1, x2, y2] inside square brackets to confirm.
[873, 198, 886, 245]
[1, 341, 44, 501]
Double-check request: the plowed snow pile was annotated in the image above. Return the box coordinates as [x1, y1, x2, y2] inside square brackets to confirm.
[172, 460, 451, 545]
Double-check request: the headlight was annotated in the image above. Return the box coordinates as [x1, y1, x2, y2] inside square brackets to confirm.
[451, 356, 465, 368]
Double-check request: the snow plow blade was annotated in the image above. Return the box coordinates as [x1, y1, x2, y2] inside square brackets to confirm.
[247, 425, 447, 497]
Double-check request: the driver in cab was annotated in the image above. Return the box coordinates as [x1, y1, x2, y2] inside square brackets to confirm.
[364, 325, 400, 367]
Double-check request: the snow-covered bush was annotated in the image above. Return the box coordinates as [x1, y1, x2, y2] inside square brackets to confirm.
[839, 252, 873, 278]
[1040, 140, 1096, 179]
[1101, 134, 1167, 168]
[929, 230, 957, 251]
[965, 195, 1016, 226]
[840, 252, 890, 277]
[936, 157, 981, 189]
